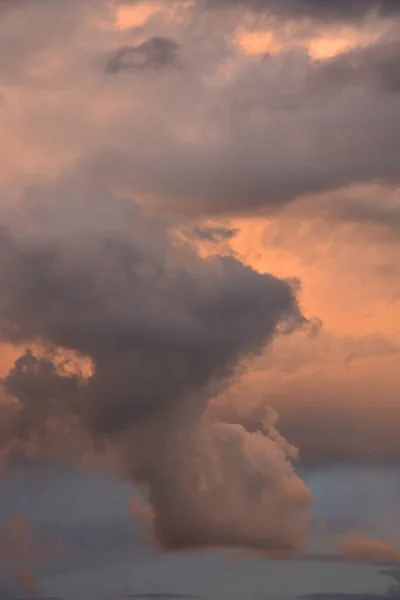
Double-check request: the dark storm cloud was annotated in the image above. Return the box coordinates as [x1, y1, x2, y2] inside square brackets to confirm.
[105, 38, 180, 74]
[2, 351, 80, 440]
[0, 179, 300, 435]
[0, 174, 311, 553]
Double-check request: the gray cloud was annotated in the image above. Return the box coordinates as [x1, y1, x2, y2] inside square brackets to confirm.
[2, 0, 400, 220]
[120, 0, 400, 22]
[220, 392, 400, 468]
[276, 397, 400, 468]
[189, 225, 238, 243]
[205, 0, 400, 21]
[105, 38, 180, 74]
[0, 180, 300, 434]
[3, 0, 400, 562]
[381, 569, 400, 584]
[0, 173, 310, 553]
[312, 38, 400, 95]
[2, 351, 80, 441]
[81, 37, 400, 217]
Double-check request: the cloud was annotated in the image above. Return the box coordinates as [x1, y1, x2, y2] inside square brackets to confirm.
[311, 37, 400, 95]
[1, 0, 400, 222]
[0, 514, 64, 599]
[128, 497, 155, 545]
[338, 535, 400, 565]
[307, 186, 400, 239]
[0, 514, 63, 567]
[0, 515, 37, 564]
[117, 0, 400, 23]
[2, 0, 400, 566]
[216, 375, 400, 468]
[16, 568, 40, 598]
[78, 30, 400, 217]
[381, 569, 400, 584]
[0, 0, 399, 218]
[0, 172, 311, 554]
[199, 0, 400, 22]
[188, 225, 239, 243]
[105, 37, 180, 74]
[0, 177, 302, 434]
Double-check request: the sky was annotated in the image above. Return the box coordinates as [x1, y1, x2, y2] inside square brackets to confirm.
[0, 0, 400, 599]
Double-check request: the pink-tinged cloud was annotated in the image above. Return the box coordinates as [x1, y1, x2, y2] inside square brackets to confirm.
[338, 535, 400, 565]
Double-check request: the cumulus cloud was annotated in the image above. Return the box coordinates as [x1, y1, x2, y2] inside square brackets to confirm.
[214, 370, 400, 468]
[2, 0, 400, 565]
[0, 172, 310, 554]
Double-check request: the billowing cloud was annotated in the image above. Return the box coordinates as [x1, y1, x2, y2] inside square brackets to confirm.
[0, 173, 310, 554]
[212, 358, 400, 468]
[0, 0, 399, 217]
[1, 0, 400, 571]
[0, 176, 302, 433]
